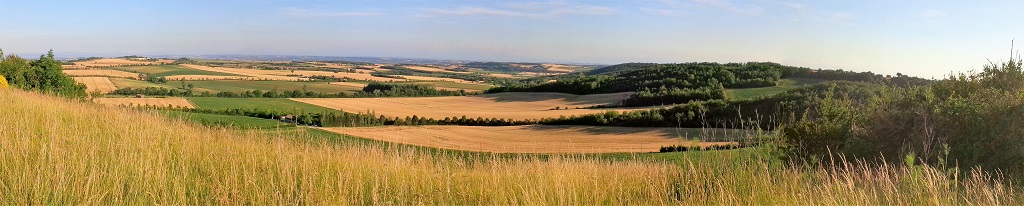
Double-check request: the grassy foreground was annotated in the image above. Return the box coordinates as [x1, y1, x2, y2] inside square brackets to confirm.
[0, 89, 1021, 204]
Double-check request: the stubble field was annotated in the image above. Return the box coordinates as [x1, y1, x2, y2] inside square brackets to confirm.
[320, 125, 740, 153]
[291, 92, 646, 120]
[72, 77, 117, 93]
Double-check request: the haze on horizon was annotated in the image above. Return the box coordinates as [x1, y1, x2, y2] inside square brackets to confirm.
[1, 0, 1021, 78]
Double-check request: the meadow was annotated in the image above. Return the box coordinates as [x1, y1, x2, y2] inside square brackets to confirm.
[187, 97, 337, 113]
[1, 89, 1019, 204]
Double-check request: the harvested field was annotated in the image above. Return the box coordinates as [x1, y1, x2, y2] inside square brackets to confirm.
[94, 97, 195, 108]
[485, 73, 516, 78]
[180, 64, 405, 82]
[329, 81, 370, 88]
[180, 64, 305, 81]
[62, 65, 89, 70]
[73, 77, 117, 93]
[163, 75, 253, 81]
[291, 92, 647, 120]
[108, 78, 178, 89]
[75, 58, 157, 67]
[64, 69, 140, 78]
[411, 81, 493, 91]
[402, 65, 470, 74]
[320, 125, 740, 153]
[397, 75, 481, 83]
[543, 64, 584, 73]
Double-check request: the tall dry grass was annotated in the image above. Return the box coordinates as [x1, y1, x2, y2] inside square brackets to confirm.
[0, 89, 1020, 204]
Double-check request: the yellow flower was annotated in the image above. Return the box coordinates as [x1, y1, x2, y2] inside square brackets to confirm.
[0, 74, 7, 89]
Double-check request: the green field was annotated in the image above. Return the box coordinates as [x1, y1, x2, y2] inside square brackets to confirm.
[183, 80, 364, 93]
[187, 97, 337, 113]
[108, 77, 178, 89]
[159, 110, 294, 129]
[409, 81, 493, 91]
[112, 65, 240, 77]
[726, 78, 823, 100]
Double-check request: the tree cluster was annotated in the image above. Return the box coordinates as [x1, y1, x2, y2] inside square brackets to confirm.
[0, 50, 87, 98]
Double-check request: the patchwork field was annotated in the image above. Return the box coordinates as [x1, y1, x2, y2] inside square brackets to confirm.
[328, 81, 370, 88]
[409, 81, 493, 91]
[188, 97, 336, 113]
[108, 78, 178, 89]
[94, 97, 195, 108]
[113, 65, 240, 78]
[74, 58, 157, 67]
[183, 80, 364, 93]
[543, 64, 584, 73]
[63, 69, 140, 78]
[292, 92, 647, 120]
[73, 77, 117, 93]
[180, 64, 304, 81]
[321, 125, 739, 153]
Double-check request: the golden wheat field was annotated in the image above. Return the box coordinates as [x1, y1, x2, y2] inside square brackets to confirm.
[72, 77, 117, 93]
[321, 125, 739, 153]
[63, 69, 140, 78]
[162, 75, 253, 81]
[94, 97, 195, 108]
[292, 92, 646, 120]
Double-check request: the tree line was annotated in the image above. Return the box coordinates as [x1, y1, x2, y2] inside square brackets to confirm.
[112, 82, 478, 98]
[0, 50, 87, 98]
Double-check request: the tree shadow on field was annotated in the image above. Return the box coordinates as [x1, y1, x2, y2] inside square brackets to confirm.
[519, 125, 750, 141]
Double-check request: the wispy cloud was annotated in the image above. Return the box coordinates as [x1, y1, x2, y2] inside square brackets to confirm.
[282, 7, 383, 18]
[690, 0, 763, 16]
[782, 2, 854, 24]
[420, 1, 616, 18]
[650, 0, 763, 16]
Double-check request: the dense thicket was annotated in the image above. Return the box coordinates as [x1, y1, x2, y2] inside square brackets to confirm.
[539, 81, 880, 128]
[779, 58, 1024, 174]
[0, 50, 87, 98]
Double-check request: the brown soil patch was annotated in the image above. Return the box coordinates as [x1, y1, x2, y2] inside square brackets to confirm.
[94, 97, 195, 108]
[291, 92, 646, 120]
[64, 69, 140, 79]
[320, 125, 738, 153]
[73, 77, 117, 93]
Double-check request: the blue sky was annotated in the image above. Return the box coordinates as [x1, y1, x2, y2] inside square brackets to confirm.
[1, 0, 1021, 78]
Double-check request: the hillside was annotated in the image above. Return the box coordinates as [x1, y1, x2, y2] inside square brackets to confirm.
[2, 89, 1020, 204]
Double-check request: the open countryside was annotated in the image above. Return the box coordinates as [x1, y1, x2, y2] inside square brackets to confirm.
[3, 0, 1024, 204]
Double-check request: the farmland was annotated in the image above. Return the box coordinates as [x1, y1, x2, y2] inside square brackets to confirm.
[320, 125, 744, 153]
[187, 97, 336, 113]
[112, 65, 240, 78]
[94, 97, 195, 108]
[72, 77, 117, 93]
[63, 69, 140, 78]
[292, 92, 646, 120]
[182, 80, 364, 94]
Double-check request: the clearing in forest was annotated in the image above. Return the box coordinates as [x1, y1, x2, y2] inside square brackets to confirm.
[94, 97, 195, 108]
[320, 125, 741, 153]
[73, 77, 117, 93]
[291, 92, 646, 120]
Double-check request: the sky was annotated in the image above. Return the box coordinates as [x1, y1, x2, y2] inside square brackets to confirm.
[1, 0, 1022, 78]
